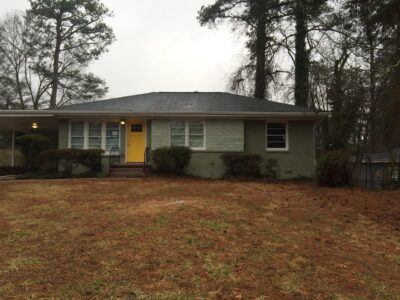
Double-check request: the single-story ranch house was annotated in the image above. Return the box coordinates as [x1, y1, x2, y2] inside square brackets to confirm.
[0, 92, 327, 178]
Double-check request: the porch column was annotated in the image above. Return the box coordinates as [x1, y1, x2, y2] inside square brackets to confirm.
[11, 130, 15, 167]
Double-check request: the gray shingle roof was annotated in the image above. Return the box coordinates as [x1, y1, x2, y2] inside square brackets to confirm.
[58, 92, 315, 113]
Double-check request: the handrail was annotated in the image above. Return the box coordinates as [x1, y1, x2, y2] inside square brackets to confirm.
[144, 147, 151, 172]
[109, 146, 121, 167]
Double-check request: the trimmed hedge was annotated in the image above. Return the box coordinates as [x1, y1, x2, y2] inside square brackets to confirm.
[38, 149, 105, 175]
[221, 154, 262, 177]
[151, 146, 192, 175]
[79, 149, 104, 173]
[263, 158, 280, 179]
[15, 134, 52, 171]
[316, 151, 352, 187]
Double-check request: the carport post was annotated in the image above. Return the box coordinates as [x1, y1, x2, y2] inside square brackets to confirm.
[11, 130, 15, 167]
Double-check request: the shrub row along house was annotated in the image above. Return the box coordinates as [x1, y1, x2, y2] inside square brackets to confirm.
[0, 92, 327, 178]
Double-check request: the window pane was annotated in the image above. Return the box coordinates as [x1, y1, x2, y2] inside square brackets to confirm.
[267, 128, 286, 135]
[106, 122, 119, 151]
[189, 122, 204, 135]
[171, 135, 185, 146]
[89, 137, 102, 149]
[170, 121, 186, 146]
[267, 123, 287, 149]
[189, 135, 204, 148]
[70, 122, 84, 149]
[71, 122, 84, 137]
[89, 122, 102, 136]
[71, 137, 84, 149]
[189, 122, 204, 148]
[89, 122, 102, 149]
[171, 121, 185, 129]
[268, 135, 286, 142]
[171, 128, 185, 135]
[131, 124, 143, 132]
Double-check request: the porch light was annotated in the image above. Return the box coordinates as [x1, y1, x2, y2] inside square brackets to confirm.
[120, 120, 126, 126]
[32, 122, 38, 129]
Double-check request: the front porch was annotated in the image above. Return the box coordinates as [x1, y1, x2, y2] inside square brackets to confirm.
[0, 113, 152, 176]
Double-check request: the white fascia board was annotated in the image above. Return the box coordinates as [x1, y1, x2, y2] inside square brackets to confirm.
[0, 110, 329, 118]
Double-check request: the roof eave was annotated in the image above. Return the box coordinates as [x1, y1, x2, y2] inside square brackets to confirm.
[0, 110, 329, 118]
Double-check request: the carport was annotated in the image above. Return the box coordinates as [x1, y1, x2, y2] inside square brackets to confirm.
[0, 111, 59, 166]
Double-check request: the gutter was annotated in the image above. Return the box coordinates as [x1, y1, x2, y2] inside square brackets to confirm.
[0, 110, 329, 118]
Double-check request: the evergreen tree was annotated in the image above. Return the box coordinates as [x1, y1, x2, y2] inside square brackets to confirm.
[26, 0, 115, 108]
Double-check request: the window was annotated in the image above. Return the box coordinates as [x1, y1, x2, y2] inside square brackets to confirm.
[189, 121, 205, 148]
[89, 122, 102, 149]
[131, 124, 143, 132]
[106, 122, 120, 151]
[69, 121, 120, 153]
[70, 122, 84, 149]
[170, 121, 186, 147]
[266, 122, 288, 151]
[170, 121, 205, 150]
[389, 167, 399, 180]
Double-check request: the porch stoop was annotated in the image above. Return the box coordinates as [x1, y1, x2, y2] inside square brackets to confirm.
[109, 163, 148, 178]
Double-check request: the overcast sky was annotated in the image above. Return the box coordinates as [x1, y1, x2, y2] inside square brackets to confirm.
[1, 0, 246, 99]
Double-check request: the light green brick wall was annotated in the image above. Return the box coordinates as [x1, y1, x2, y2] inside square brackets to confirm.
[150, 119, 244, 178]
[150, 119, 244, 152]
[206, 120, 244, 152]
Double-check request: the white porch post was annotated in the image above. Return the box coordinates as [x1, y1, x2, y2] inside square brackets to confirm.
[11, 130, 15, 167]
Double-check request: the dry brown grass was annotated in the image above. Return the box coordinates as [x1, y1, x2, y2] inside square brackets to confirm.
[0, 177, 399, 299]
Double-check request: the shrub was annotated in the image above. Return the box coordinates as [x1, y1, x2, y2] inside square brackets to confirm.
[80, 149, 104, 172]
[316, 151, 352, 187]
[15, 134, 52, 170]
[56, 149, 82, 175]
[37, 149, 60, 173]
[38, 149, 105, 174]
[151, 146, 192, 175]
[262, 158, 280, 179]
[221, 154, 262, 177]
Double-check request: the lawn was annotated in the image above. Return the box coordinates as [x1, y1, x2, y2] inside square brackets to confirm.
[0, 178, 399, 299]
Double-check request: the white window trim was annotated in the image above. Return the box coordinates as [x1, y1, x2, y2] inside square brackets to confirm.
[266, 121, 289, 152]
[68, 120, 121, 155]
[169, 120, 206, 151]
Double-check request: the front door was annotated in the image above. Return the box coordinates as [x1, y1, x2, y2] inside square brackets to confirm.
[127, 120, 146, 163]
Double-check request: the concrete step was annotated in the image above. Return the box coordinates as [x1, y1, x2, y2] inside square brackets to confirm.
[110, 167, 144, 174]
[109, 173, 144, 178]
[109, 165, 146, 178]
[111, 163, 146, 168]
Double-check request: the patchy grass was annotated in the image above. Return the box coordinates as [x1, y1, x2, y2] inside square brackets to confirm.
[0, 177, 399, 299]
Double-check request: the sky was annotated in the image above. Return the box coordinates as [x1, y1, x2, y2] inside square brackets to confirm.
[1, 0, 246, 99]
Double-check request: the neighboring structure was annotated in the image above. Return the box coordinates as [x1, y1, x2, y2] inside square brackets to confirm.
[353, 149, 400, 189]
[0, 92, 327, 178]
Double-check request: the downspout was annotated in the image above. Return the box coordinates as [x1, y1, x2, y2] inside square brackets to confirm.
[11, 130, 15, 167]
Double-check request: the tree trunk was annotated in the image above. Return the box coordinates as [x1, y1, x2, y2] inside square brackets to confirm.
[254, 0, 267, 99]
[49, 15, 63, 109]
[15, 69, 25, 109]
[294, 0, 310, 107]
